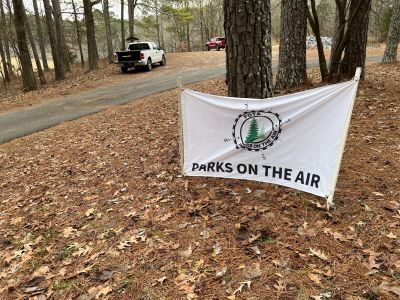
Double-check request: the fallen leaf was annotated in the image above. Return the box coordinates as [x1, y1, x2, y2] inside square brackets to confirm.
[308, 273, 321, 285]
[309, 248, 329, 261]
[243, 263, 262, 279]
[378, 280, 400, 297]
[385, 232, 397, 239]
[179, 245, 193, 258]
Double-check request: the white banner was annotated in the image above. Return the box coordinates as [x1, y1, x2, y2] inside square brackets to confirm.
[181, 78, 359, 202]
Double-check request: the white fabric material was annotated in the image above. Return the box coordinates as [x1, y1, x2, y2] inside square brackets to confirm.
[181, 80, 359, 199]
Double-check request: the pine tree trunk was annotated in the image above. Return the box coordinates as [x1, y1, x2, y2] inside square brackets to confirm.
[0, 0, 13, 76]
[340, 0, 372, 79]
[121, 0, 125, 50]
[382, 0, 400, 64]
[72, 0, 84, 67]
[275, 0, 307, 90]
[43, 0, 65, 80]
[83, 0, 99, 70]
[0, 17, 10, 82]
[103, 0, 114, 63]
[224, 0, 273, 98]
[11, 0, 37, 91]
[306, 0, 328, 81]
[128, 0, 133, 38]
[25, 10, 46, 85]
[52, 0, 70, 72]
[32, 0, 49, 72]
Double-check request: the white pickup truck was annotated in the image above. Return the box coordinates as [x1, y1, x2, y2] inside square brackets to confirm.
[114, 41, 166, 73]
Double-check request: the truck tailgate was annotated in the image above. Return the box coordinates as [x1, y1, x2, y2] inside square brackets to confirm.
[116, 51, 141, 62]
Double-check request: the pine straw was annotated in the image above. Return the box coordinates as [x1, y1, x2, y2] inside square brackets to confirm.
[0, 63, 399, 300]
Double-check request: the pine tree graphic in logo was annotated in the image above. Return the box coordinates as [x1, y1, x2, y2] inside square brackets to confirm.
[233, 111, 282, 152]
[245, 118, 260, 144]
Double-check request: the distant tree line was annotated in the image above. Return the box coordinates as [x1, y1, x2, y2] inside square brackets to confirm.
[0, 0, 398, 92]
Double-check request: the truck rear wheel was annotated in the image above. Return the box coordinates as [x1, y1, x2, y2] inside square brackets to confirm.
[160, 55, 166, 66]
[146, 58, 152, 71]
[121, 66, 128, 73]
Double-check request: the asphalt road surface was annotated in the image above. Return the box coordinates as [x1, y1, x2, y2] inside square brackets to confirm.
[0, 57, 382, 144]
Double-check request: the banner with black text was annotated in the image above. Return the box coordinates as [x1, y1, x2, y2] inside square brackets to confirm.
[180, 79, 359, 202]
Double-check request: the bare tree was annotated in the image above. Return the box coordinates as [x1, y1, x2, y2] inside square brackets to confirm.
[72, 0, 84, 67]
[52, 0, 70, 72]
[0, 12, 10, 82]
[43, 0, 65, 80]
[103, 0, 114, 63]
[11, 0, 37, 90]
[121, 0, 125, 50]
[224, 0, 273, 98]
[275, 0, 307, 89]
[306, 0, 329, 81]
[32, 0, 49, 72]
[25, 7, 47, 85]
[0, 0, 13, 76]
[382, 0, 400, 64]
[83, 0, 101, 70]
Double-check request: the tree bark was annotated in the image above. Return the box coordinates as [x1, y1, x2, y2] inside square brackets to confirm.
[52, 0, 70, 72]
[11, 0, 37, 91]
[275, 0, 307, 90]
[32, 0, 49, 72]
[103, 0, 114, 63]
[224, 0, 273, 98]
[382, 0, 400, 64]
[72, 0, 84, 67]
[128, 0, 133, 37]
[83, 0, 99, 70]
[25, 9, 47, 85]
[43, 0, 65, 80]
[121, 0, 125, 50]
[0, 0, 13, 76]
[340, 0, 372, 79]
[0, 14, 10, 82]
[306, 0, 328, 81]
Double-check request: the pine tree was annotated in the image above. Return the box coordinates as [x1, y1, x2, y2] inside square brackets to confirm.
[245, 118, 259, 144]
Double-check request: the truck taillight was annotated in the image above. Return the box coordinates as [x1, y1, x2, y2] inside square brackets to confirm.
[114, 53, 118, 62]
[140, 52, 144, 60]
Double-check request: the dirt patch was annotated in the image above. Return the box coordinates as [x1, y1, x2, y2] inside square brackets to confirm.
[0, 45, 389, 114]
[0, 62, 399, 300]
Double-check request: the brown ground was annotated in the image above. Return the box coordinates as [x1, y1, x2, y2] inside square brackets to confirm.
[0, 45, 388, 114]
[0, 62, 399, 299]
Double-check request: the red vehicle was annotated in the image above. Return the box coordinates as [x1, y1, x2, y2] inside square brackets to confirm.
[206, 37, 225, 51]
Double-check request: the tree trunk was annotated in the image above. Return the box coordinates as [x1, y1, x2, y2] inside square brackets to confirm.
[83, 0, 99, 70]
[155, 0, 161, 46]
[275, 0, 307, 90]
[382, 0, 400, 64]
[224, 0, 273, 98]
[103, 0, 114, 63]
[43, 0, 65, 80]
[306, 0, 328, 81]
[52, 0, 70, 72]
[0, 0, 13, 76]
[121, 0, 125, 50]
[340, 0, 372, 79]
[128, 0, 133, 38]
[0, 16, 10, 82]
[25, 11, 46, 85]
[11, 0, 37, 91]
[72, 0, 84, 67]
[328, 0, 348, 80]
[32, 0, 49, 72]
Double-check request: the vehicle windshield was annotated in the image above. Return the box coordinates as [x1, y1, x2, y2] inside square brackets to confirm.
[128, 43, 150, 50]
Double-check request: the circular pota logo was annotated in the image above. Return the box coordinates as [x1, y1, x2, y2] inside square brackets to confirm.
[232, 111, 282, 152]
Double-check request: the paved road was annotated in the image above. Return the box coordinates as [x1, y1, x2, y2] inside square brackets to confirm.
[0, 57, 382, 144]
